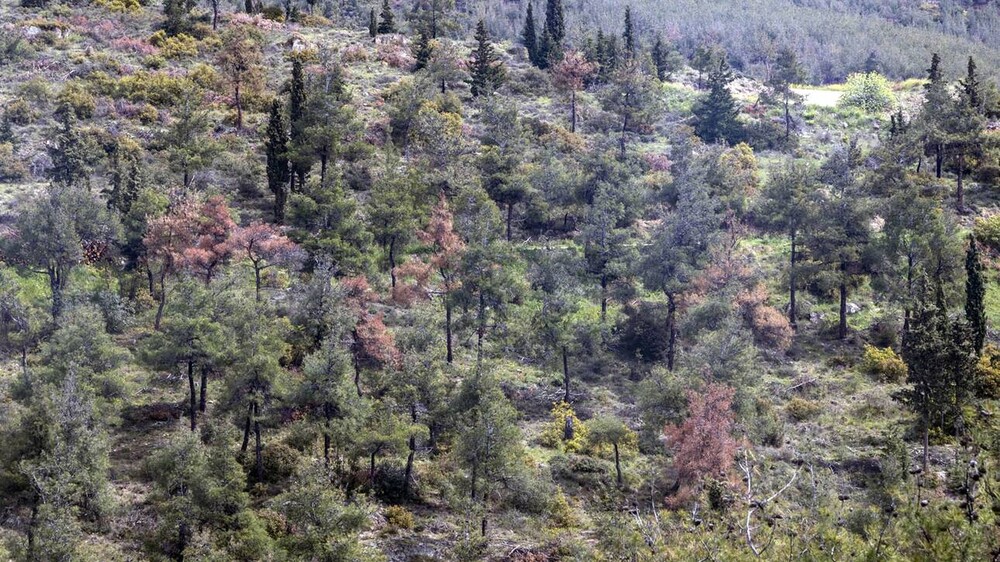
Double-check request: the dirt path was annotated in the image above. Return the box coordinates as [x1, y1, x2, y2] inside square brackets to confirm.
[793, 88, 843, 107]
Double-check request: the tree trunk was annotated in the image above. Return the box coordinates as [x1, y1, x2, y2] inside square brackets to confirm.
[667, 292, 677, 371]
[187, 359, 197, 431]
[241, 403, 252, 453]
[369, 450, 377, 486]
[904, 253, 914, 333]
[253, 402, 263, 482]
[199, 365, 208, 413]
[404, 403, 417, 497]
[154, 273, 167, 330]
[619, 113, 629, 159]
[839, 265, 848, 340]
[254, 265, 263, 302]
[935, 144, 943, 178]
[600, 273, 608, 323]
[481, 516, 488, 537]
[956, 152, 965, 212]
[388, 237, 397, 288]
[177, 521, 189, 561]
[445, 301, 453, 364]
[789, 232, 797, 329]
[319, 149, 328, 187]
[783, 93, 791, 140]
[614, 442, 623, 488]
[570, 88, 577, 133]
[354, 358, 362, 397]
[234, 83, 243, 131]
[323, 402, 332, 467]
[506, 202, 513, 242]
[212, 0, 219, 30]
[562, 345, 570, 403]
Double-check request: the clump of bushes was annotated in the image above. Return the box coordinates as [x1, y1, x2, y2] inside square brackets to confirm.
[0, 143, 28, 180]
[785, 397, 822, 421]
[539, 402, 589, 453]
[839, 72, 896, 113]
[384, 505, 414, 530]
[976, 344, 1000, 399]
[149, 30, 199, 58]
[116, 71, 195, 106]
[974, 214, 1000, 254]
[56, 82, 96, 119]
[93, 0, 141, 12]
[860, 344, 907, 382]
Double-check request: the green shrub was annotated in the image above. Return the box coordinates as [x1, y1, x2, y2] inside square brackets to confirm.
[974, 214, 1000, 254]
[785, 397, 821, 421]
[93, 0, 141, 12]
[7, 98, 35, 125]
[0, 142, 27, 180]
[384, 505, 414, 530]
[259, 442, 299, 483]
[976, 344, 1000, 399]
[116, 71, 194, 106]
[860, 344, 907, 382]
[149, 31, 199, 58]
[539, 402, 589, 453]
[56, 82, 96, 119]
[838, 72, 896, 113]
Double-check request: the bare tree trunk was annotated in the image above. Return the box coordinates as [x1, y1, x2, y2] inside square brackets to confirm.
[839, 263, 848, 340]
[570, 89, 577, 133]
[254, 402, 263, 482]
[445, 302, 453, 364]
[199, 365, 208, 413]
[667, 292, 677, 371]
[388, 237, 397, 288]
[956, 152, 965, 212]
[187, 359, 197, 431]
[789, 231, 797, 329]
[614, 442, 622, 488]
[241, 403, 252, 453]
[562, 346, 570, 402]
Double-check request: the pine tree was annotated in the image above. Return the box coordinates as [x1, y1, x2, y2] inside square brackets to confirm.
[377, 0, 396, 34]
[966, 234, 987, 355]
[693, 59, 742, 144]
[622, 6, 635, 58]
[264, 99, 289, 223]
[469, 20, 505, 97]
[544, 0, 564, 45]
[522, 2, 539, 67]
[768, 47, 806, 141]
[926, 53, 943, 87]
[368, 8, 377, 39]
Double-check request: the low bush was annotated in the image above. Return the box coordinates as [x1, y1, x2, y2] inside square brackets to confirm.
[860, 344, 907, 383]
[785, 397, 822, 421]
[838, 72, 896, 113]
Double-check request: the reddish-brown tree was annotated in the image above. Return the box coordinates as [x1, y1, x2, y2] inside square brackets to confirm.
[181, 196, 237, 285]
[229, 222, 301, 301]
[552, 50, 597, 133]
[663, 383, 740, 507]
[414, 193, 465, 363]
[351, 311, 402, 397]
[145, 196, 236, 329]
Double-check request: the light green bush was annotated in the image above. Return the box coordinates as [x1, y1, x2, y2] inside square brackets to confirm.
[861, 344, 908, 382]
[838, 72, 896, 113]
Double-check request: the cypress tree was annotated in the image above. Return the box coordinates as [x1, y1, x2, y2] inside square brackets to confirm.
[469, 20, 505, 97]
[413, 32, 433, 71]
[523, 2, 539, 67]
[288, 60, 307, 191]
[962, 56, 982, 111]
[966, 234, 987, 355]
[622, 6, 634, 58]
[926, 53, 943, 87]
[544, 0, 564, 45]
[265, 99, 290, 223]
[693, 59, 741, 144]
[652, 34, 666, 81]
[377, 0, 396, 34]
[369, 8, 377, 39]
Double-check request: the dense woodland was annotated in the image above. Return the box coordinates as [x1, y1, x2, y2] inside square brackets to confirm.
[1, 0, 1000, 560]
